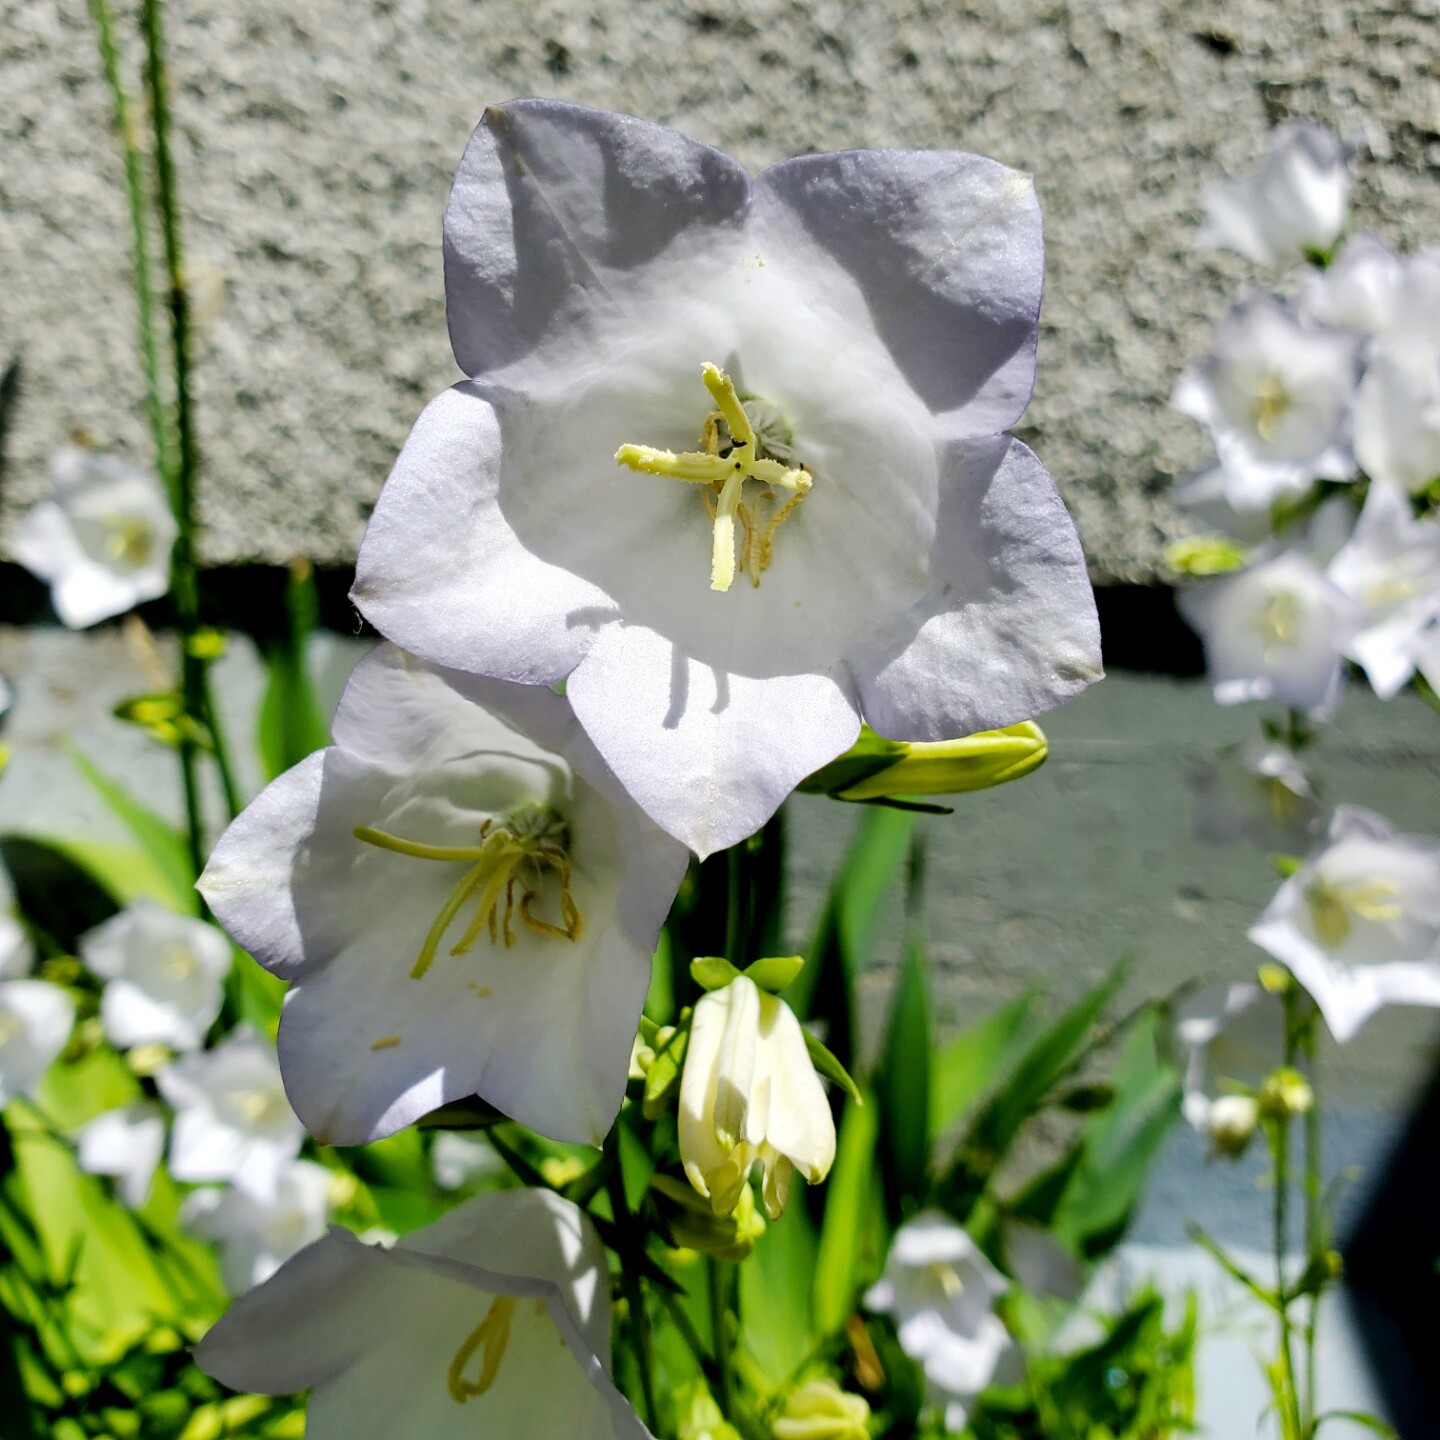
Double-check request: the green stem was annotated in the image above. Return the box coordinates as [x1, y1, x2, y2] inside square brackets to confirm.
[709, 1255, 734, 1415]
[140, 0, 211, 884]
[84, 0, 173, 496]
[1270, 1110, 1302, 1440]
[604, 1155, 659, 1432]
[201, 667, 242, 821]
[1301, 1014, 1323, 1435]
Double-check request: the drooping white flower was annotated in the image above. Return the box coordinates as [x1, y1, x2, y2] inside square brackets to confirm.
[75, 1101, 167, 1209]
[0, 914, 34, 980]
[1375, 248, 1440, 378]
[194, 1187, 645, 1440]
[1299, 234, 1406, 337]
[11, 446, 176, 629]
[864, 1210, 1019, 1430]
[0, 979, 74, 1105]
[1200, 121, 1350, 269]
[1327, 484, 1440, 698]
[156, 1024, 304, 1199]
[432, 1131, 505, 1191]
[1172, 463, 1308, 541]
[1172, 295, 1360, 498]
[200, 643, 687, 1150]
[1191, 740, 1319, 850]
[79, 902, 232, 1053]
[182, 1158, 332, 1293]
[1177, 548, 1362, 714]
[1249, 806, 1440, 1042]
[1174, 982, 1283, 1145]
[1354, 351, 1440, 498]
[679, 975, 835, 1219]
[350, 101, 1101, 858]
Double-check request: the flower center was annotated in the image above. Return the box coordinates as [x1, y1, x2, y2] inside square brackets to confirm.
[104, 516, 157, 570]
[231, 1086, 290, 1129]
[1304, 874, 1403, 948]
[354, 804, 583, 979]
[1250, 375, 1292, 444]
[1251, 589, 1303, 652]
[448, 1296, 517, 1404]
[0, 1012, 23, 1047]
[160, 942, 198, 981]
[925, 1260, 965, 1301]
[615, 363, 812, 592]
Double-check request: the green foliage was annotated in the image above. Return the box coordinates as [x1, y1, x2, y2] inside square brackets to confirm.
[877, 942, 932, 1219]
[256, 560, 330, 783]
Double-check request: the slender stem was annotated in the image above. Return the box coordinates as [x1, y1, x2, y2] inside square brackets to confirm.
[201, 667, 242, 821]
[141, 0, 212, 882]
[654, 1284, 722, 1391]
[709, 1255, 734, 1414]
[1301, 1014, 1323, 1434]
[1270, 1111, 1302, 1440]
[84, 0, 173, 496]
[604, 1158, 659, 1432]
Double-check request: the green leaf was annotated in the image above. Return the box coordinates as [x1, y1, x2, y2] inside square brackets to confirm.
[788, 806, 914, 1070]
[0, 835, 119, 951]
[740, 1199, 818, 1390]
[1313, 1411, 1397, 1437]
[617, 1113, 655, 1214]
[690, 956, 742, 992]
[929, 992, 1035, 1137]
[876, 942, 932, 1218]
[803, 1031, 863, 1106]
[813, 1092, 880, 1337]
[742, 954, 804, 993]
[939, 963, 1126, 1216]
[257, 560, 331, 782]
[68, 747, 195, 911]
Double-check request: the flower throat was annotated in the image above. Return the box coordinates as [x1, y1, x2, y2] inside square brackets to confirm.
[354, 804, 582, 978]
[615, 363, 811, 592]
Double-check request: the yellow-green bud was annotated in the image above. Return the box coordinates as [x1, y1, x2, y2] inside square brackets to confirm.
[1257, 962, 1294, 995]
[1259, 1067, 1314, 1120]
[772, 1380, 871, 1440]
[652, 1174, 766, 1261]
[677, 1381, 743, 1440]
[125, 1041, 173, 1077]
[1165, 535, 1249, 576]
[1207, 1094, 1260, 1158]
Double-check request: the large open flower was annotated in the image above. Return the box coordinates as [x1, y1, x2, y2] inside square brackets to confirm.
[195, 1188, 644, 1440]
[199, 643, 687, 1148]
[351, 101, 1100, 857]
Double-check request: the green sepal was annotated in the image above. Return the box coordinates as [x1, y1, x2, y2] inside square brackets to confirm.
[1269, 852, 1304, 877]
[742, 953, 805, 993]
[643, 1016, 690, 1119]
[690, 956, 742, 991]
[804, 1030, 863, 1105]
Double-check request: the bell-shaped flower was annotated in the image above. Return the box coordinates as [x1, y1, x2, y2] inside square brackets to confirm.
[1374, 248, 1440, 377]
[1175, 981, 1283, 1148]
[1172, 295, 1360, 498]
[1177, 548, 1362, 714]
[679, 975, 835, 1218]
[0, 978, 74, 1105]
[79, 902, 232, 1053]
[11, 445, 177, 629]
[1173, 463, 1309, 542]
[1190, 740, 1319, 850]
[1327, 484, 1440, 697]
[1200, 121, 1350, 269]
[1299, 234, 1406, 337]
[0, 913, 34, 979]
[350, 101, 1101, 858]
[1354, 350, 1440, 498]
[1249, 806, 1440, 1042]
[194, 1187, 646, 1440]
[864, 1210, 1019, 1429]
[75, 1100, 167, 1209]
[199, 643, 687, 1149]
[156, 1024, 304, 1199]
[183, 1158, 333, 1293]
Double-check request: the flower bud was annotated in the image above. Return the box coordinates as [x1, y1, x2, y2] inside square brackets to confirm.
[1208, 1094, 1261, 1158]
[1259, 1067, 1314, 1120]
[772, 1379, 871, 1440]
[1165, 536, 1249, 577]
[677, 1381, 743, 1440]
[651, 1173, 766, 1261]
[798, 723, 1046, 807]
[679, 976, 836, 1219]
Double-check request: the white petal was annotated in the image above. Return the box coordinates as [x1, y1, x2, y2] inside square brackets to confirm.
[352, 386, 610, 684]
[0, 915, 34, 980]
[849, 438, 1101, 740]
[1355, 353, 1440, 496]
[0, 980, 75, 1104]
[76, 1102, 167, 1210]
[566, 624, 859, 857]
[753, 148, 1043, 436]
[755, 989, 835, 1185]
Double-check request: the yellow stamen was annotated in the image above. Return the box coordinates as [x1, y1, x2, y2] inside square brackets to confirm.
[354, 806, 584, 980]
[1306, 875, 1404, 947]
[370, 1035, 401, 1051]
[615, 363, 811, 592]
[447, 1297, 516, 1404]
[1252, 375, 1291, 444]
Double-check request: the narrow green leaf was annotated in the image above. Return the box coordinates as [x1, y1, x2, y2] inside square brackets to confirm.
[617, 1113, 655, 1213]
[257, 560, 331, 782]
[929, 991, 1035, 1137]
[69, 747, 194, 909]
[813, 1092, 879, 1337]
[877, 943, 932, 1217]
[0, 835, 119, 951]
[803, 1031, 863, 1106]
[1313, 1411, 1397, 1437]
[739, 1199, 818, 1389]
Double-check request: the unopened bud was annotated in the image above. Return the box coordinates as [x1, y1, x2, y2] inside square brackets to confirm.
[1165, 535, 1249, 576]
[677, 1381, 742, 1440]
[773, 1380, 870, 1440]
[652, 1174, 766, 1262]
[1208, 1094, 1260, 1158]
[1257, 962, 1294, 995]
[1259, 1067, 1314, 1120]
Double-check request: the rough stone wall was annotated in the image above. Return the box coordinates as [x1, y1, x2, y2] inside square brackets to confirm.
[2, 0, 1437, 579]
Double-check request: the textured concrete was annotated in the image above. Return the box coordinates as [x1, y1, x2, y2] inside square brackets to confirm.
[2, 1, 1438, 578]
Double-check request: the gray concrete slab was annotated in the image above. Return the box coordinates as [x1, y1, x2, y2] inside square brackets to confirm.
[3, 1, 1439, 579]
